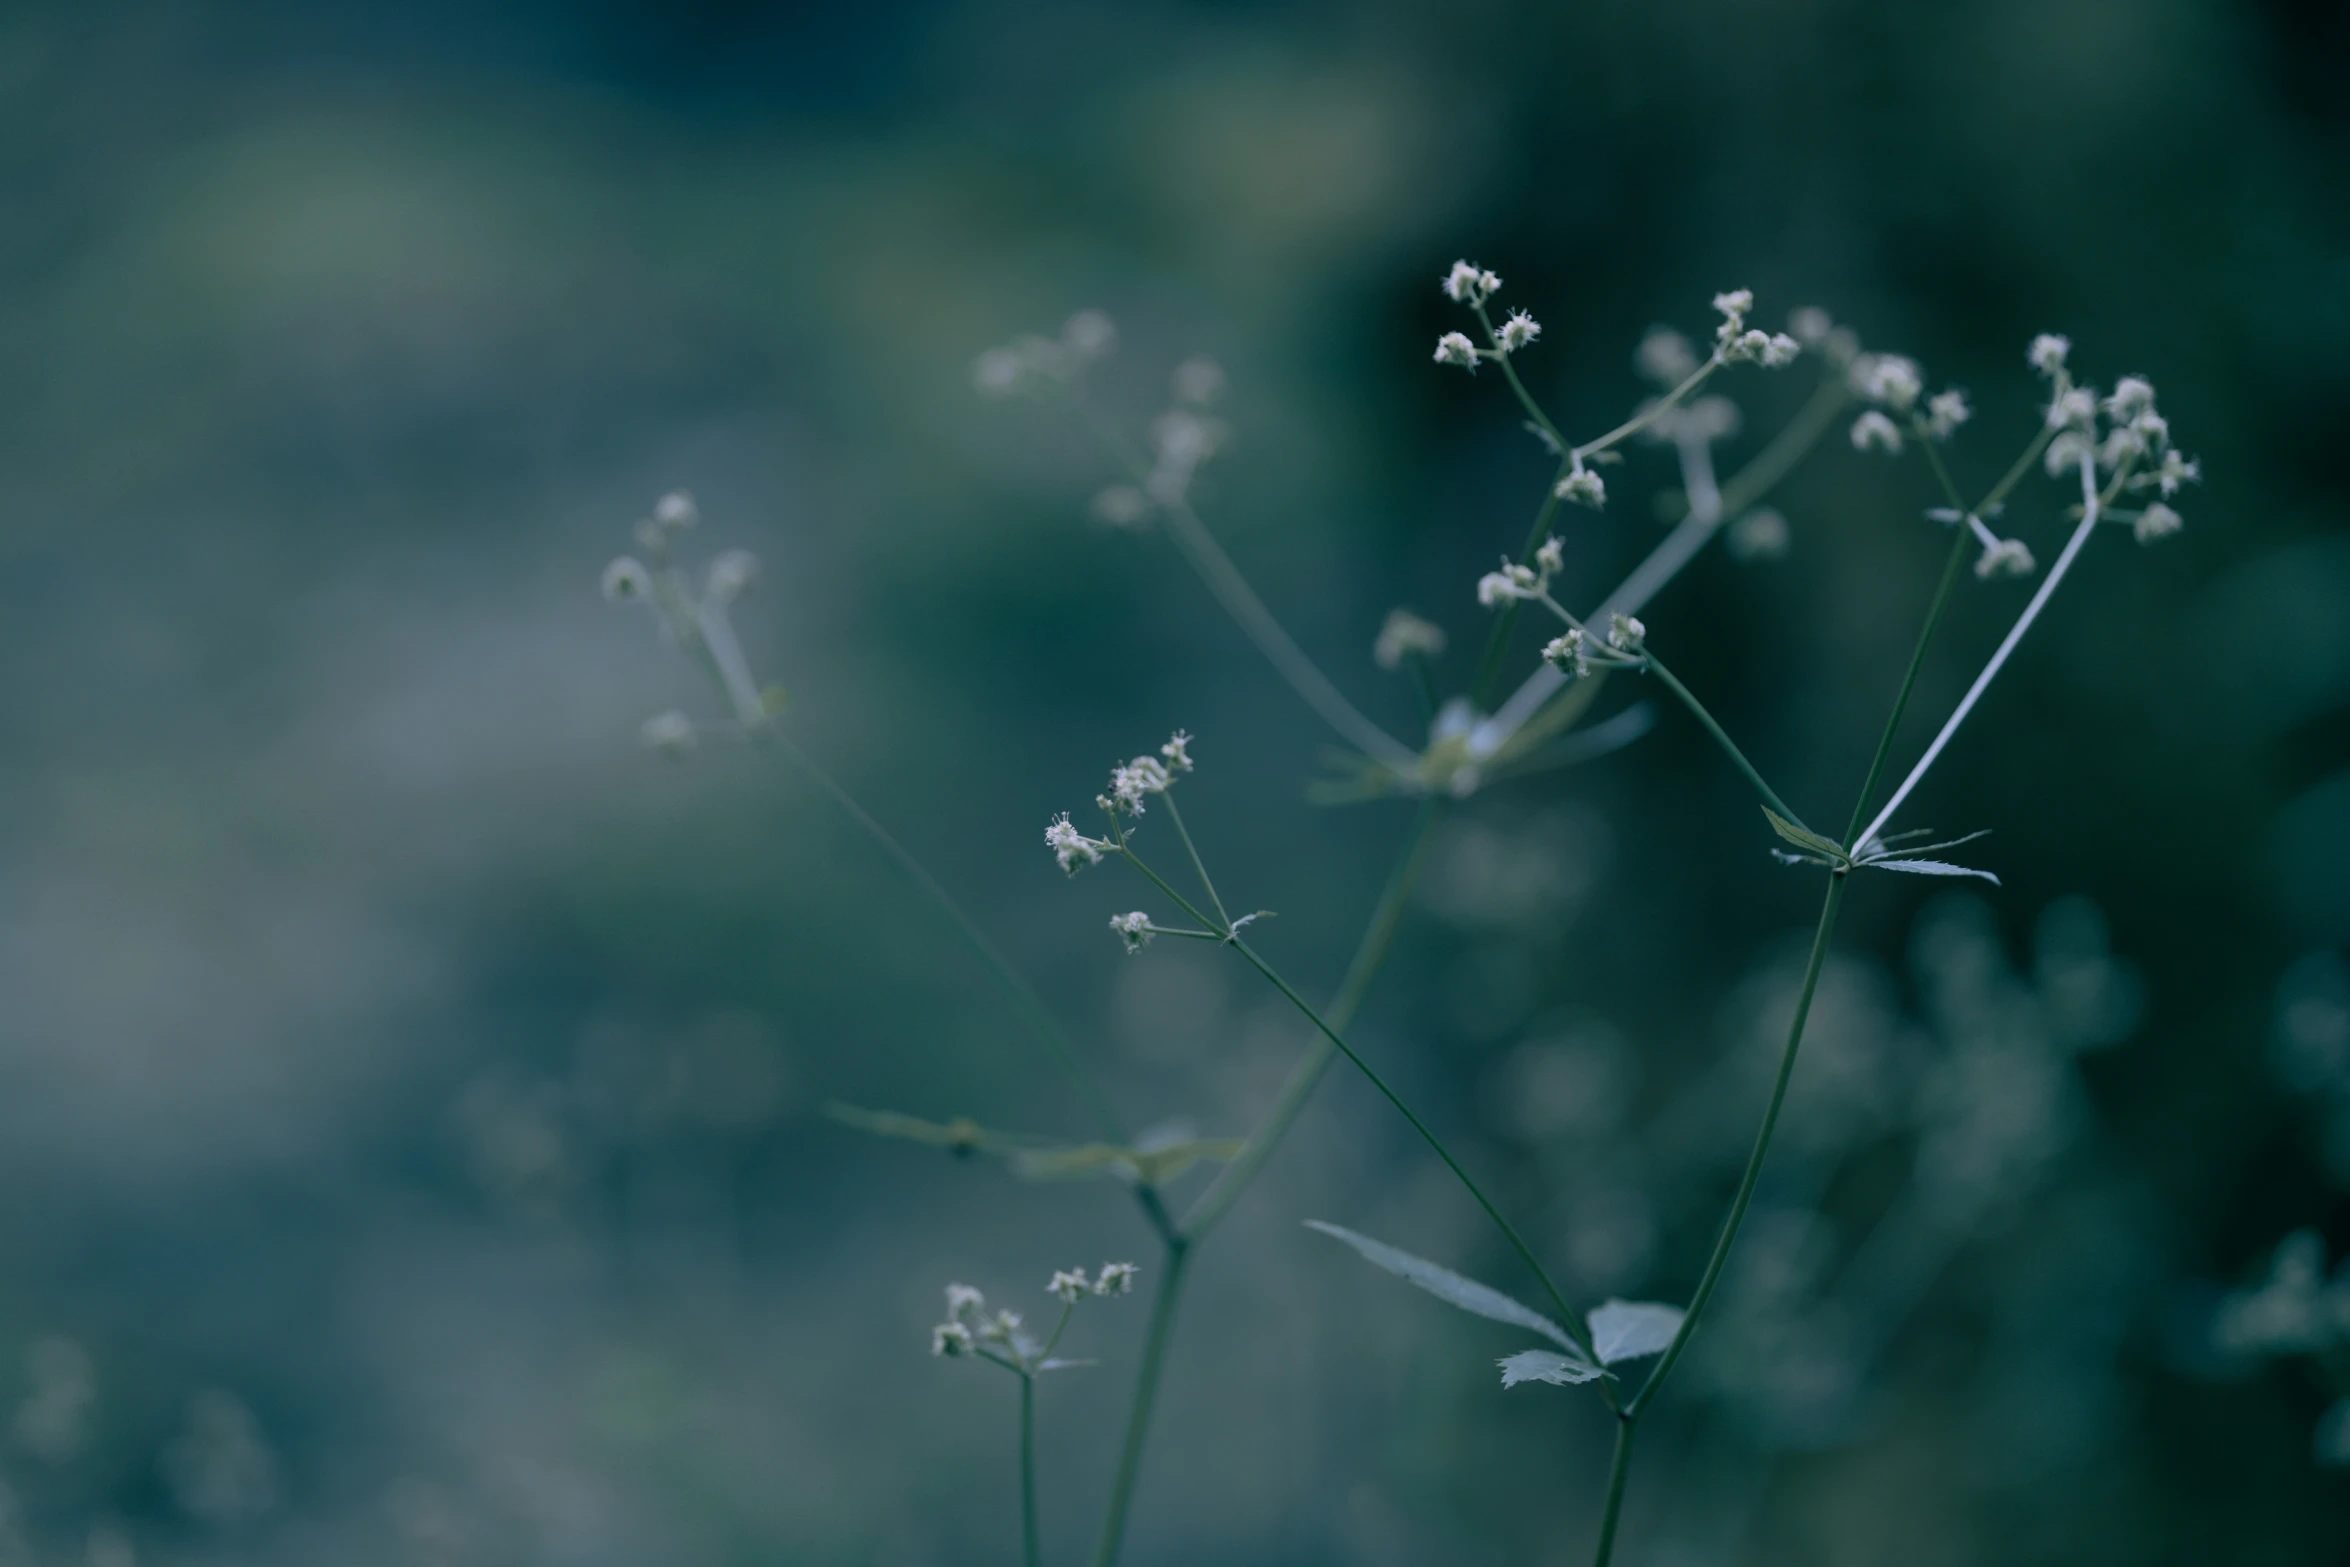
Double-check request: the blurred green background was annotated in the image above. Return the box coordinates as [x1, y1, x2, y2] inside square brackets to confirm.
[1, 1, 2346, 1562]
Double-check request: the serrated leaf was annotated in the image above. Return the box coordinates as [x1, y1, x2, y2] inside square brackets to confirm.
[1761, 808, 1848, 865]
[1304, 1222, 1578, 1351]
[1586, 1300, 1685, 1364]
[1861, 857, 2000, 885]
[1498, 1349, 1606, 1388]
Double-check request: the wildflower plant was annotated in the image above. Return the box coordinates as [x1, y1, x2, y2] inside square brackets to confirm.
[598, 259, 2199, 1563]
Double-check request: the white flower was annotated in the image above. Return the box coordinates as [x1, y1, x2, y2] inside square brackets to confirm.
[602, 556, 652, 602]
[1975, 537, 2036, 579]
[932, 1322, 974, 1357]
[2103, 376, 2156, 420]
[2131, 409, 2171, 448]
[1634, 327, 1700, 386]
[1160, 731, 1195, 772]
[1607, 613, 1645, 652]
[2135, 502, 2184, 544]
[705, 549, 759, 603]
[1093, 1262, 1140, 1295]
[1852, 354, 1924, 411]
[1542, 629, 1589, 675]
[1433, 331, 1480, 369]
[2046, 387, 2097, 430]
[1758, 332, 1802, 368]
[654, 490, 698, 529]
[978, 1310, 1023, 1342]
[1787, 307, 1834, 346]
[2155, 449, 2202, 498]
[2044, 430, 2094, 476]
[1722, 328, 1773, 363]
[1063, 309, 1116, 360]
[1048, 1268, 1091, 1303]
[2098, 426, 2147, 471]
[1090, 485, 1151, 529]
[639, 711, 696, 754]
[1171, 356, 1226, 407]
[1046, 813, 1108, 874]
[1534, 536, 1565, 577]
[1726, 508, 1790, 561]
[1110, 912, 1155, 953]
[1476, 562, 1540, 607]
[1107, 755, 1173, 814]
[1554, 467, 1606, 508]
[1441, 261, 1501, 304]
[1374, 609, 1447, 669]
[1850, 410, 1903, 454]
[1925, 389, 1972, 442]
[2027, 333, 2071, 377]
[1711, 289, 1753, 339]
[974, 346, 1027, 398]
[1497, 310, 1542, 353]
[946, 1283, 986, 1319]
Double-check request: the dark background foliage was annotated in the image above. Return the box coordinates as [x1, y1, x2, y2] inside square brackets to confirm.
[0, 1, 2345, 1562]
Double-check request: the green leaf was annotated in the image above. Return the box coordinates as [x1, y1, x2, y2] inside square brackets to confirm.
[1859, 857, 2000, 885]
[1586, 1300, 1684, 1364]
[1498, 1349, 1606, 1388]
[1304, 1221, 1581, 1353]
[1761, 807, 1848, 865]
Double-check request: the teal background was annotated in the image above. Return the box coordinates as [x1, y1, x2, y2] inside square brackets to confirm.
[0, 1, 2345, 1562]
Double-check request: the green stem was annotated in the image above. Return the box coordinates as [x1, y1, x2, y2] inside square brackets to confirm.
[1627, 872, 1847, 1419]
[1572, 354, 1722, 462]
[1160, 796, 1233, 932]
[768, 732, 1129, 1146]
[1470, 461, 1572, 709]
[1021, 1374, 1042, 1567]
[1842, 527, 1972, 846]
[1471, 303, 1569, 452]
[1640, 651, 1811, 832]
[1092, 1241, 1191, 1567]
[1589, 1417, 1638, 1567]
[1226, 935, 1593, 1355]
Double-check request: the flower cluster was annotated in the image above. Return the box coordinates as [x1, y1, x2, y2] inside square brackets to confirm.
[1711, 289, 1802, 368]
[1477, 536, 1566, 609]
[602, 491, 775, 734]
[931, 1282, 1030, 1360]
[1432, 261, 1541, 371]
[2032, 342, 2200, 544]
[1050, 1263, 1140, 1303]
[1109, 911, 1155, 954]
[974, 309, 1118, 399]
[1046, 813, 1113, 875]
[1373, 608, 1447, 670]
[1541, 612, 1647, 680]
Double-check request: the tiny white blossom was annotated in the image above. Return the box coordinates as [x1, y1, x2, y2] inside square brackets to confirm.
[1758, 332, 1802, 368]
[1090, 486, 1151, 529]
[1497, 309, 1542, 354]
[1171, 356, 1226, 407]
[1048, 1268, 1091, 1303]
[1711, 289, 1753, 338]
[1635, 327, 1701, 386]
[1607, 613, 1646, 652]
[1975, 537, 2036, 579]
[1727, 508, 1790, 561]
[1721, 328, 1773, 363]
[602, 556, 652, 602]
[2155, 449, 2202, 498]
[1046, 813, 1108, 875]
[654, 490, 698, 529]
[1093, 1262, 1140, 1295]
[1441, 261, 1501, 304]
[1853, 354, 1924, 411]
[932, 1321, 974, 1357]
[946, 1283, 986, 1319]
[1063, 309, 1117, 360]
[1534, 536, 1565, 577]
[2131, 409, 2171, 448]
[1374, 608, 1447, 669]
[1111, 911, 1155, 953]
[978, 1309, 1023, 1342]
[640, 710, 696, 754]
[1850, 410, 1903, 454]
[1542, 629, 1589, 675]
[1107, 755, 1173, 814]
[1554, 468, 1606, 508]
[2028, 333, 2071, 377]
[705, 549, 759, 604]
[2134, 502, 2184, 544]
[2046, 386, 2097, 430]
[1925, 390, 1972, 442]
[2098, 426, 2147, 470]
[1433, 331, 1480, 369]
[1476, 562, 1540, 607]
[1160, 731, 1194, 772]
[2103, 376, 2156, 420]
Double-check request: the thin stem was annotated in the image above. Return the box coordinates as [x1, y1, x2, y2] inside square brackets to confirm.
[1471, 302, 1569, 453]
[1589, 1417, 1639, 1567]
[1855, 455, 2102, 850]
[1021, 1374, 1042, 1567]
[767, 732, 1131, 1148]
[1627, 872, 1848, 1419]
[1227, 936, 1592, 1354]
[1091, 1241, 1191, 1567]
[1641, 651, 1811, 832]
[1573, 354, 1723, 463]
[1843, 526, 1973, 847]
[1159, 796, 1232, 932]
[1470, 459, 1573, 709]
